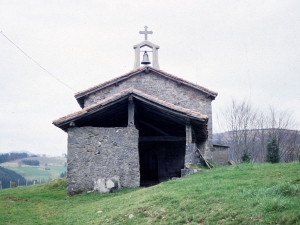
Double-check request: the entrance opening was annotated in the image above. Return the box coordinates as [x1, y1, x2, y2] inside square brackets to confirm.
[133, 99, 192, 187]
[139, 141, 186, 187]
[139, 149, 159, 186]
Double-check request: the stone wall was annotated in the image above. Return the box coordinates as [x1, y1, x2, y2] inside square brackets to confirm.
[67, 126, 139, 196]
[185, 143, 201, 166]
[83, 71, 213, 151]
[211, 145, 229, 166]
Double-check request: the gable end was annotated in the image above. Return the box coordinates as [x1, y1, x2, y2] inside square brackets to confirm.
[74, 66, 218, 108]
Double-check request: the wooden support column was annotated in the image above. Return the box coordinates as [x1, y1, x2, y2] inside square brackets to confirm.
[185, 120, 196, 166]
[128, 95, 135, 127]
[186, 119, 192, 145]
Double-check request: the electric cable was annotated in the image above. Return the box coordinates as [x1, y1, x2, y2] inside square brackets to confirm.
[0, 31, 77, 92]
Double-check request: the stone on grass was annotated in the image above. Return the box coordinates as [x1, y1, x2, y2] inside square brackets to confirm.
[94, 176, 120, 193]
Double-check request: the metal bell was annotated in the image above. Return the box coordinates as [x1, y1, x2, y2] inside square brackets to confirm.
[141, 51, 151, 65]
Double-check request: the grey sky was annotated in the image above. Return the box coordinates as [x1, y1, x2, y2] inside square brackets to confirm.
[0, 1, 299, 156]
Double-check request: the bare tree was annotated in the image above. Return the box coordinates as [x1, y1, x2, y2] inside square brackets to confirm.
[215, 99, 300, 163]
[217, 98, 256, 163]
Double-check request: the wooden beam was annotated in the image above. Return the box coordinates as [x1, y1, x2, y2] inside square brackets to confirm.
[128, 95, 134, 127]
[139, 136, 186, 142]
[139, 120, 170, 135]
[196, 148, 214, 169]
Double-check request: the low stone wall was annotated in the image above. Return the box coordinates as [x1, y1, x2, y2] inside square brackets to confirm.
[211, 145, 229, 166]
[67, 126, 139, 196]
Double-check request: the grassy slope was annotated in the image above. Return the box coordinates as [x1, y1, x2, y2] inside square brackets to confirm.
[0, 162, 300, 225]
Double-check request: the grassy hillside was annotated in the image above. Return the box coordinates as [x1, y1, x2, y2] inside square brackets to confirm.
[0, 166, 26, 188]
[0, 162, 300, 225]
[0, 156, 67, 181]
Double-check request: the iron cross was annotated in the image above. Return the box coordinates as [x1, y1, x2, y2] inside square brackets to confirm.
[139, 26, 153, 41]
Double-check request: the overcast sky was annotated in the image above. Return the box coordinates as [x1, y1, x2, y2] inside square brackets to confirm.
[0, 1, 299, 156]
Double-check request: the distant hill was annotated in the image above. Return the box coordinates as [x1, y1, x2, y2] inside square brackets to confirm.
[0, 166, 26, 189]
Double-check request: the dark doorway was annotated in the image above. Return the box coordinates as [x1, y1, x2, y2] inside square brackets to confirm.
[135, 100, 187, 187]
[139, 149, 159, 186]
[139, 141, 186, 187]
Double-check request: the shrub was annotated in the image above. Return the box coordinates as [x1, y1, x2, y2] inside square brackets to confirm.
[241, 151, 250, 163]
[266, 138, 280, 163]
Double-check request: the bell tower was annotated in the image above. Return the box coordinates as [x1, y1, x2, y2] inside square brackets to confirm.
[133, 26, 160, 69]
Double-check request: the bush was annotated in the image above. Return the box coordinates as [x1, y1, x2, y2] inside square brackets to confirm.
[241, 151, 251, 163]
[266, 138, 280, 163]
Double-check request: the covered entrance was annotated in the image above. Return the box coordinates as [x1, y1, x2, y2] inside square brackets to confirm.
[53, 89, 208, 187]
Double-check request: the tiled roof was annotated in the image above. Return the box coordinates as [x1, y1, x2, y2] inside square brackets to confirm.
[74, 66, 218, 101]
[53, 88, 207, 126]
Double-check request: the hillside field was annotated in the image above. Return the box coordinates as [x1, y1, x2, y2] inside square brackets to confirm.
[0, 162, 300, 225]
[0, 156, 67, 181]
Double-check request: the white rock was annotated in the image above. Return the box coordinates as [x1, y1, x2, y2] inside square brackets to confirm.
[129, 214, 134, 219]
[106, 179, 115, 189]
[94, 179, 109, 193]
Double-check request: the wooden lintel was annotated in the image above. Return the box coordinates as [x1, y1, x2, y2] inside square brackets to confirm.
[139, 136, 186, 142]
[139, 120, 170, 136]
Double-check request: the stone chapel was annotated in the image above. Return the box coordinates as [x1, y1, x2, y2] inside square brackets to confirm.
[53, 27, 226, 196]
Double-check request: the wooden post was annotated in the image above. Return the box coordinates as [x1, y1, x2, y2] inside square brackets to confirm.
[128, 95, 135, 127]
[186, 120, 192, 145]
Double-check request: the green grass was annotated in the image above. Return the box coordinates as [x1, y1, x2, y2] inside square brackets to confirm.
[1, 162, 300, 224]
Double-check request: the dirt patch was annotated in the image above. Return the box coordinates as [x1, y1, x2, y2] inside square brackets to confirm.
[5, 196, 21, 202]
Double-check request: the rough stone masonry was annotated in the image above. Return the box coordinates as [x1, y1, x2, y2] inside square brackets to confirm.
[67, 127, 139, 196]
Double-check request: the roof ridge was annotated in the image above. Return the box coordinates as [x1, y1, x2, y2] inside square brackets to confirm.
[150, 68, 218, 96]
[74, 67, 218, 101]
[74, 67, 144, 98]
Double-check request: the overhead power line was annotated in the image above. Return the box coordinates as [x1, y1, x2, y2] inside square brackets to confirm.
[0, 31, 77, 92]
